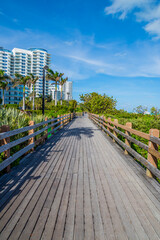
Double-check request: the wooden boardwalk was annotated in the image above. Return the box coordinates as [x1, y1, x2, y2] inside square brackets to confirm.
[0, 115, 160, 240]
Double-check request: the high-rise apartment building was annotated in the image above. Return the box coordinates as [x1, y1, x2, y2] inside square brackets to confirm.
[48, 81, 73, 102]
[12, 48, 51, 96]
[0, 47, 14, 75]
[0, 47, 23, 104]
[48, 83, 61, 101]
[63, 81, 73, 100]
[0, 47, 51, 104]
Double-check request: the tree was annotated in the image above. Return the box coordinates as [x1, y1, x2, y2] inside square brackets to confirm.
[28, 73, 39, 110]
[133, 105, 148, 114]
[80, 92, 117, 113]
[0, 81, 9, 105]
[46, 69, 64, 106]
[59, 76, 68, 105]
[0, 70, 12, 106]
[0, 70, 7, 83]
[150, 107, 160, 115]
[13, 74, 31, 110]
[69, 100, 77, 112]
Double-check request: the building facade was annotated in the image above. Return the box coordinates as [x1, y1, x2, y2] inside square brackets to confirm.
[63, 81, 73, 100]
[0, 47, 23, 104]
[49, 81, 73, 102]
[0, 47, 51, 104]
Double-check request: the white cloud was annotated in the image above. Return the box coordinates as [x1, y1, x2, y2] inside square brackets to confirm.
[105, 0, 160, 38]
[105, 0, 149, 19]
[144, 19, 160, 38]
[1, 26, 160, 79]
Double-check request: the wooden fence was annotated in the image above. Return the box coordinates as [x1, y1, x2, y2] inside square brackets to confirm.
[0, 113, 75, 172]
[89, 113, 160, 179]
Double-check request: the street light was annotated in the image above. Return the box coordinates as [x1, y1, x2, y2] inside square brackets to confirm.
[42, 65, 49, 115]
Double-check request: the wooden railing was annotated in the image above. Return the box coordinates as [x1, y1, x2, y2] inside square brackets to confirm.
[88, 113, 160, 179]
[0, 113, 75, 172]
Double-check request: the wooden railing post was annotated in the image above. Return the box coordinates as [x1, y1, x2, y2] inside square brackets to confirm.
[67, 114, 69, 124]
[0, 125, 10, 172]
[28, 121, 35, 151]
[107, 118, 111, 136]
[52, 116, 55, 135]
[64, 114, 66, 125]
[103, 116, 107, 131]
[45, 117, 48, 141]
[113, 119, 118, 142]
[124, 122, 132, 155]
[60, 115, 63, 128]
[146, 129, 159, 178]
[57, 115, 61, 130]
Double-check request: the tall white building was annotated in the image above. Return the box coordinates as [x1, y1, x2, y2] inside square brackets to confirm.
[48, 81, 73, 102]
[28, 48, 50, 96]
[0, 47, 23, 104]
[0, 47, 51, 104]
[0, 47, 14, 76]
[48, 83, 61, 101]
[63, 81, 73, 100]
[12, 48, 51, 96]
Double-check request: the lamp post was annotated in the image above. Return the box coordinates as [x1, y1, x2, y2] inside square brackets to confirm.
[42, 65, 49, 115]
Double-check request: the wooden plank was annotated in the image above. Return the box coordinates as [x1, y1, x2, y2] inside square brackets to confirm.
[0, 131, 70, 238]
[86, 132, 115, 240]
[51, 156, 76, 239]
[86, 138, 105, 240]
[82, 130, 94, 240]
[63, 133, 79, 239]
[16, 132, 76, 240]
[93, 132, 150, 240]
[40, 130, 77, 240]
[73, 131, 84, 240]
[94, 125, 160, 239]
[86, 131, 128, 240]
[0, 131, 65, 201]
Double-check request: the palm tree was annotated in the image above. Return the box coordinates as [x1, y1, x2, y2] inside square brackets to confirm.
[28, 73, 39, 110]
[0, 81, 9, 105]
[13, 74, 31, 110]
[46, 69, 64, 106]
[59, 77, 68, 105]
[0, 70, 7, 83]
[0, 70, 12, 105]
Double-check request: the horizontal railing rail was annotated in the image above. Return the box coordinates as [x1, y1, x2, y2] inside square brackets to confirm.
[88, 113, 160, 180]
[0, 113, 75, 172]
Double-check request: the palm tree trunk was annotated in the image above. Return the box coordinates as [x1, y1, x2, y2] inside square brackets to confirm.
[2, 89, 4, 105]
[55, 83, 57, 106]
[23, 86, 25, 110]
[61, 87, 62, 105]
[33, 84, 35, 110]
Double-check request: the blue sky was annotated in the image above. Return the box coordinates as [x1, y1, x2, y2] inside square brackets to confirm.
[0, 0, 160, 111]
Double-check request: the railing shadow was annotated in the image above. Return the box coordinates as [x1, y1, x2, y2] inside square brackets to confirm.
[0, 117, 95, 213]
[0, 123, 71, 213]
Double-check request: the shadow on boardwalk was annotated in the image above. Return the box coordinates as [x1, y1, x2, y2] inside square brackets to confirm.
[0, 118, 95, 212]
[62, 127, 95, 139]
